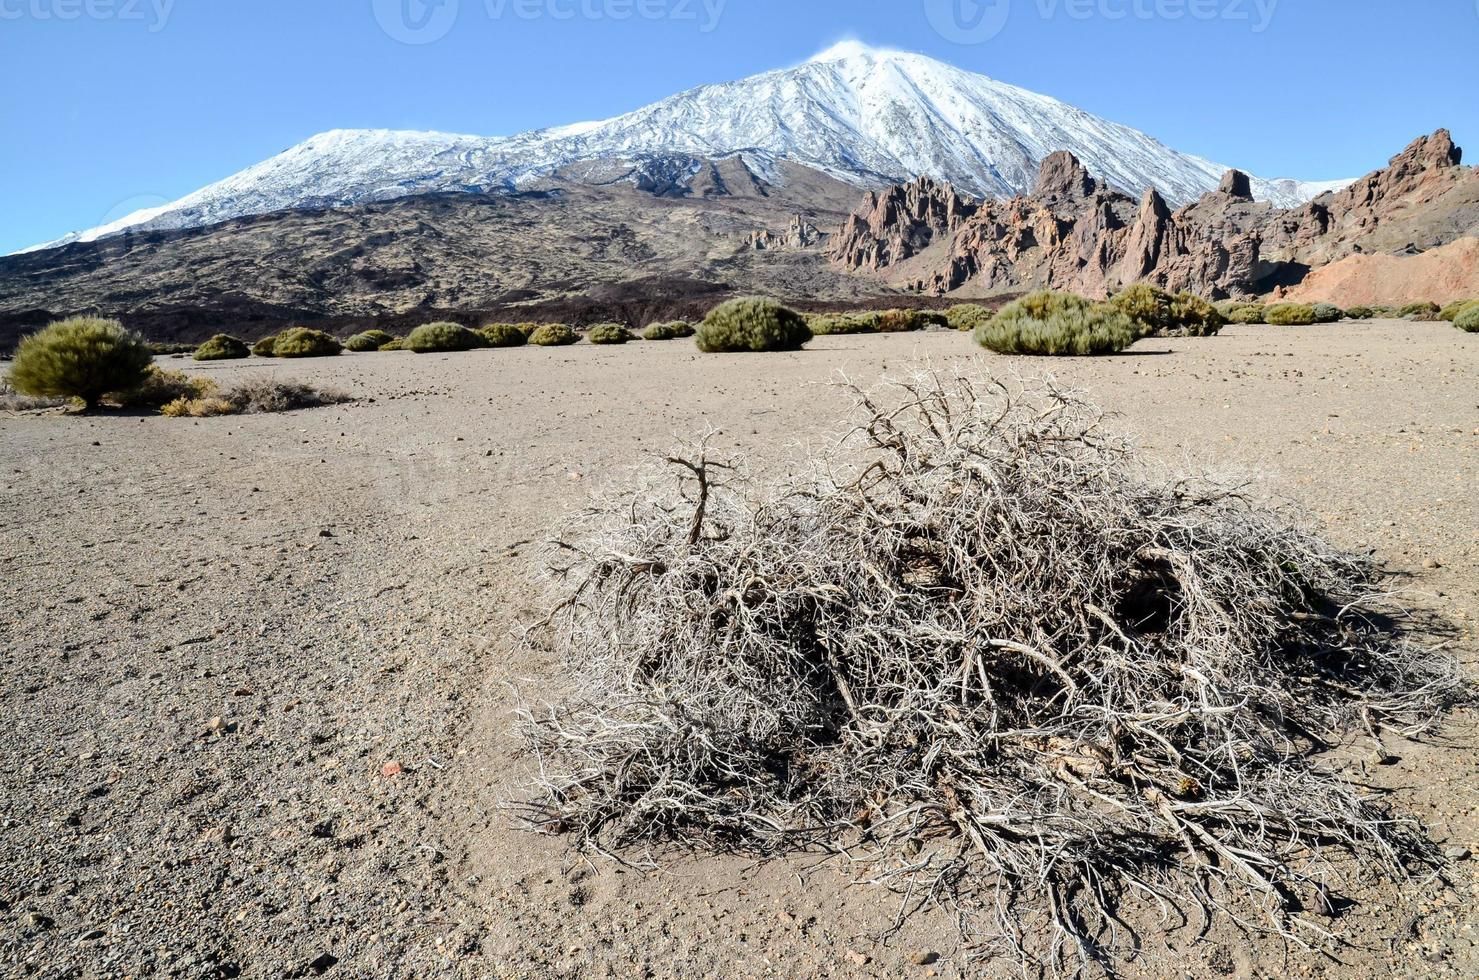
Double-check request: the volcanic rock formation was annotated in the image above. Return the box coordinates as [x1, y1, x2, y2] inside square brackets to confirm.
[831, 130, 1479, 299]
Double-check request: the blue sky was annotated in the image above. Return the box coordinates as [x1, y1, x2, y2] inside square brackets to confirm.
[2, 0, 1476, 254]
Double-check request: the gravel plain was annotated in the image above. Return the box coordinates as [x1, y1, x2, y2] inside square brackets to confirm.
[1, 319, 1475, 978]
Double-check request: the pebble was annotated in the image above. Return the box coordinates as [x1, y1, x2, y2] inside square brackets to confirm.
[910, 950, 939, 966]
[846, 950, 870, 966]
[1444, 846, 1471, 861]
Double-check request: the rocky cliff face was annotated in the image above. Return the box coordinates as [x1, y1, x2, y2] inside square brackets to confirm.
[829, 177, 979, 271]
[831, 130, 1479, 300]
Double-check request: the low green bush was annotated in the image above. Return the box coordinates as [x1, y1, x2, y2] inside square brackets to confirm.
[1312, 303, 1344, 323]
[876, 308, 947, 332]
[1343, 306, 1376, 320]
[272, 328, 342, 358]
[1400, 301, 1440, 320]
[1169, 293, 1227, 337]
[1218, 302, 1266, 324]
[1265, 303, 1317, 326]
[807, 312, 879, 335]
[1116, 286, 1224, 337]
[642, 321, 693, 341]
[148, 341, 197, 356]
[345, 329, 396, 352]
[1111, 284, 1176, 335]
[529, 324, 579, 347]
[9, 317, 154, 411]
[695, 298, 812, 353]
[974, 291, 1141, 356]
[252, 335, 278, 357]
[478, 323, 528, 348]
[945, 304, 995, 332]
[1455, 306, 1479, 333]
[586, 323, 633, 345]
[1438, 300, 1479, 323]
[194, 334, 251, 361]
[404, 322, 480, 354]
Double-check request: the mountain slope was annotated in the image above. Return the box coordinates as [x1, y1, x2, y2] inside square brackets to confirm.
[21, 42, 1348, 253]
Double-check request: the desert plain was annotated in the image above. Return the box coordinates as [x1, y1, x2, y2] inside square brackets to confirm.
[1, 319, 1476, 979]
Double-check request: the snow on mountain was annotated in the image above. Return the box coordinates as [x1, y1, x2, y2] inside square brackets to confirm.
[20, 42, 1351, 254]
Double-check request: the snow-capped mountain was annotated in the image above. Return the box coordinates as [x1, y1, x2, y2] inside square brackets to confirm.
[21, 42, 1350, 254]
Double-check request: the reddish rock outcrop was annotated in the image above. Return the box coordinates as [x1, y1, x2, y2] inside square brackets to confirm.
[829, 176, 979, 271]
[833, 130, 1479, 299]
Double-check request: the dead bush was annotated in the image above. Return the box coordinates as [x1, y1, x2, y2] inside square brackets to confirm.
[516, 368, 1465, 974]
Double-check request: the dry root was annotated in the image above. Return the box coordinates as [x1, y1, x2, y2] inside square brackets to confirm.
[514, 369, 1467, 975]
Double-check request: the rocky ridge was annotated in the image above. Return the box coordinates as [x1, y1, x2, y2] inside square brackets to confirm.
[830, 130, 1479, 299]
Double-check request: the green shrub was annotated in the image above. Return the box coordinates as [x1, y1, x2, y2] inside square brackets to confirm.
[1312, 303, 1344, 323]
[807, 312, 879, 335]
[1400, 301, 1440, 321]
[272, 328, 342, 358]
[115, 365, 217, 409]
[252, 335, 278, 357]
[876, 308, 947, 333]
[1110, 284, 1177, 335]
[696, 298, 812, 353]
[1115, 286, 1223, 337]
[148, 341, 197, 356]
[1218, 302, 1266, 324]
[1455, 306, 1479, 333]
[642, 321, 692, 341]
[405, 322, 479, 354]
[9, 317, 154, 410]
[1169, 293, 1226, 337]
[345, 329, 396, 352]
[974, 292, 1141, 356]
[1343, 306, 1376, 320]
[529, 324, 578, 347]
[478, 323, 528, 348]
[586, 323, 633, 345]
[1438, 300, 1479, 323]
[515, 322, 547, 338]
[945, 304, 995, 332]
[194, 334, 251, 361]
[1265, 303, 1317, 326]
[379, 337, 406, 351]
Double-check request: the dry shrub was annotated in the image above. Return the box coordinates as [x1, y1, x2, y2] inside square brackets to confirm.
[162, 379, 349, 417]
[516, 369, 1465, 974]
[0, 378, 69, 411]
[115, 365, 217, 409]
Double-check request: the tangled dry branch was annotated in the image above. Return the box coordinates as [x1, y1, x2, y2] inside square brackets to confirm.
[514, 369, 1467, 975]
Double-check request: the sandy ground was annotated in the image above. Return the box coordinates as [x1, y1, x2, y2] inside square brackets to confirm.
[2, 320, 1476, 979]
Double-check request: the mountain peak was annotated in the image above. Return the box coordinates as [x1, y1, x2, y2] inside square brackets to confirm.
[15, 47, 1353, 253]
[805, 40, 912, 64]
